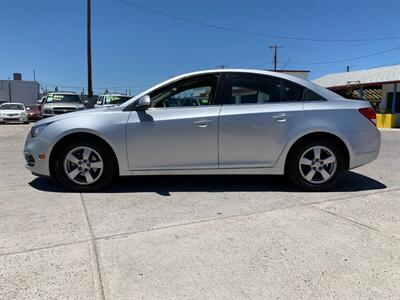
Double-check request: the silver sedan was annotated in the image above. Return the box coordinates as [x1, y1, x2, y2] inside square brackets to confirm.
[24, 69, 380, 192]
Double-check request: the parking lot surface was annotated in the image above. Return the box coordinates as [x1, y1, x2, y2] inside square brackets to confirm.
[0, 124, 399, 299]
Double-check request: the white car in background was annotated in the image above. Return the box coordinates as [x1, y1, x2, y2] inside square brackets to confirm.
[0, 103, 28, 124]
[94, 94, 132, 108]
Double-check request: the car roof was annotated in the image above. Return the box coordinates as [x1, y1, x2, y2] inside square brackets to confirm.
[100, 94, 130, 96]
[48, 92, 78, 95]
[178, 69, 343, 98]
[1, 102, 24, 105]
[121, 69, 343, 108]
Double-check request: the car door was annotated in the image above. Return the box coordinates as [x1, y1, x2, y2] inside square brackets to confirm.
[126, 74, 222, 170]
[219, 73, 304, 168]
[94, 96, 103, 108]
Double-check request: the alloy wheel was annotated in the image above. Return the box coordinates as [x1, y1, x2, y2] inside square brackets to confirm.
[298, 146, 337, 184]
[63, 146, 104, 185]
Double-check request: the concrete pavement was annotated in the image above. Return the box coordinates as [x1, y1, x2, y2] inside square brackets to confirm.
[0, 124, 399, 299]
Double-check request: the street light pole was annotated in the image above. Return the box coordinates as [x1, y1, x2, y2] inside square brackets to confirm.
[87, 0, 93, 98]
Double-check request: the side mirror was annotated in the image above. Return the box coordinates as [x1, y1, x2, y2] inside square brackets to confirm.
[136, 95, 151, 110]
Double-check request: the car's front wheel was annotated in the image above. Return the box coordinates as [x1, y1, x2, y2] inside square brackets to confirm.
[286, 139, 345, 191]
[54, 140, 115, 192]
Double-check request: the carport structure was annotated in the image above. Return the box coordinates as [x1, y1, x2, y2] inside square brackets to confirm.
[313, 65, 400, 126]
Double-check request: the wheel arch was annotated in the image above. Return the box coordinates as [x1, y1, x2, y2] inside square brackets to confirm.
[284, 131, 351, 171]
[49, 132, 120, 177]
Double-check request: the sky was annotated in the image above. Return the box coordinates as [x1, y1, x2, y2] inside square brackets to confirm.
[0, 0, 399, 94]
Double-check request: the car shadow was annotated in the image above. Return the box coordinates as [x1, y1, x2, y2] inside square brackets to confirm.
[29, 171, 386, 195]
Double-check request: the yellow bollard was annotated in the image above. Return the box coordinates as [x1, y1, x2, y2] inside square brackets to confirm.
[376, 114, 397, 128]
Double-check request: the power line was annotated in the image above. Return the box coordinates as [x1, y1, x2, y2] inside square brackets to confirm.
[281, 59, 292, 70]
[290, 46, 400, 65]
[39, 81, 152, 89]
[112, 0, 400, 42]
[251, 46, 400, 67]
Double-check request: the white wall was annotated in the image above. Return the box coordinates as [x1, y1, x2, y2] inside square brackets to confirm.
[279, 71, 309, 80]
[380, 83, 398, 113]
[0, 80, 39, 105]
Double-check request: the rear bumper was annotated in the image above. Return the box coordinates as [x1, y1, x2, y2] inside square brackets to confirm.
[348, 128, 381, 169]
[27, 114, 40, 120]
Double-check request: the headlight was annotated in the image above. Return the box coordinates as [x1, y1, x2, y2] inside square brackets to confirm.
[30, 122, 52, 138]
[21, 112, 26, 116]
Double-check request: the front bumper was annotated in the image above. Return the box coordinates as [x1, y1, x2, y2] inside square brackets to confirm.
[0, 115, 28, 122]
[23, 136, 52, 176]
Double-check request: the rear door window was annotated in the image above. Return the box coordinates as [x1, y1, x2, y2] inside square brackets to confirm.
[225, 73, 305, 104]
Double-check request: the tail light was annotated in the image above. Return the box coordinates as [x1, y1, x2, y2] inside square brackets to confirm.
[359, 107, 376, 126]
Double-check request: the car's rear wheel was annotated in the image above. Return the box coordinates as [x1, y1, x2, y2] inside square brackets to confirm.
[54, 140, 115, 192]
[286, 139, 345, 191]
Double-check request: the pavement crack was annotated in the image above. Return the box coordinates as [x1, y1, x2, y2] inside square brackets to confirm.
[94, 187, 400, 244]
[309, 205, 399, 242]
[296, 187, 400, 208]
[79, 193, 106, 300]
[0, 239, 91, 258]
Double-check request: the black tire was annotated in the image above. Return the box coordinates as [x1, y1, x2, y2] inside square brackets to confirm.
[286, 139, 345, 191]
[54, 140, 115, 192]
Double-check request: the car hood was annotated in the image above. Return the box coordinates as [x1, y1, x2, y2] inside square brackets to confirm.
[44, 102, 84, 108]
[35, 107, 118, 125]
[0, 110, 24, 114]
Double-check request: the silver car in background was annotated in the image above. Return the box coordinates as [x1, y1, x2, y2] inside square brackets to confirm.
[42, 92, 85, 118]
[24, 69, 380, 192]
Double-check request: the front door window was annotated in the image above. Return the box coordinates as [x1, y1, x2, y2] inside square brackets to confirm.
[150, 75, 219, 108]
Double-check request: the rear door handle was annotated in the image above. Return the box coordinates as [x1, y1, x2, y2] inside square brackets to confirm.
[193, 119, 212, 127]
[272, 113, 289, 122]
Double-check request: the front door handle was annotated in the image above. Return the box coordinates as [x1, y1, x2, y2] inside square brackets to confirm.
[193, 119, 212, 127]
[272, 113, 289, 122]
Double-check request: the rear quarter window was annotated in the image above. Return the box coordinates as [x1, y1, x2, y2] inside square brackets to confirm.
[304, 89, 326, 101]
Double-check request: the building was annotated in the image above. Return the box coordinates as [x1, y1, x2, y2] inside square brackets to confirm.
[0, 74, 40, 106]
[273, 70, 310, 80]
[313, 65, 400, 121]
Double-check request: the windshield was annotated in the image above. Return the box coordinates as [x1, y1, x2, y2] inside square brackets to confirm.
[26, 105, 38, 111]
[0, 104, 24, 110]
[104, 95, 131, 105]
[46, 94, 82, 103]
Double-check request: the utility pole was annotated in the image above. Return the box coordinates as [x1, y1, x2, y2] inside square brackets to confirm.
[33, 70, 36, 81]
[87, 0, 93, 98]
[270, 45, 283, 71]
[346, 64, 357, 72]
[8, 81, 12, 103]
